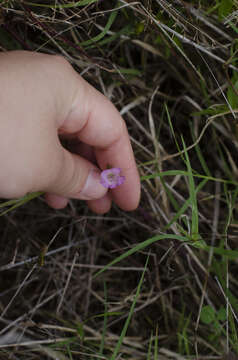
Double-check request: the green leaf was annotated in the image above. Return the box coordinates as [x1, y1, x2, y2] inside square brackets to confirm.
[227, 80, 238, 109]
[134, 21, 145, 35]
[217, 307, 227, 322]
[218, 0, 233, 19]
[200, 305, 216, 324]
[76, 323, 85, 341]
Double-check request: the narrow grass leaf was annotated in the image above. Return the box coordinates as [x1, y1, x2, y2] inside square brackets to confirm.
[147, 332, 153, 360]
[181, 136, 199, 238]
[95, 233, 238, 279]
[99, 282, 108, 356]
[110, 255, 149, 360]
[86, 24, 133, 49]
[190, 122, 211, 177]
[79, 9, 118, 47]
[164, 179, 207, 231]
[24, 0, 98, 8]
[165, 103, 183, 158]
[141, 170, 238, 186]
[94, 234, 188, 278]
[0, 191, 43, 216]
[154, 324, 159, 360]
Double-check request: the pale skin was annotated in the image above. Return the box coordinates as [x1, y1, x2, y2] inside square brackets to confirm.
[0, 51, 140, 214]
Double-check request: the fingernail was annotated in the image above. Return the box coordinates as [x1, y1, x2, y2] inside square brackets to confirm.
[77, 169, 107, 200]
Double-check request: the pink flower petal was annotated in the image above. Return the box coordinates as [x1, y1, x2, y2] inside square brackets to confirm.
[100, 168, 125, 189]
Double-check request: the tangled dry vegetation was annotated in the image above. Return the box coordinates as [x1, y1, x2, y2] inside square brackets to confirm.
[1, 0, 238, 359]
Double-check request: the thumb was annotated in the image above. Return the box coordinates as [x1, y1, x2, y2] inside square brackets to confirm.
[44, 147, 107, 201]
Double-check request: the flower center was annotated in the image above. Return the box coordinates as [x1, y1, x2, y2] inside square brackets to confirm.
[107, 173, 116, 182]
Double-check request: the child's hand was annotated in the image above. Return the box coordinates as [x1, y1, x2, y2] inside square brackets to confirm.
[0, 51, 140, 214]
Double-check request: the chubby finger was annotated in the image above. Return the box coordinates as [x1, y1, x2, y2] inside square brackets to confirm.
[43, 145, 107, 201]
[44, 141, 99, 210]
[45, 194, 68, 209]
[60, 76, 141, 211]
[87, 193, 112, 214]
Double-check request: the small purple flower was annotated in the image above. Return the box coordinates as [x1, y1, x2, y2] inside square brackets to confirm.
[100, 168, 125, 189]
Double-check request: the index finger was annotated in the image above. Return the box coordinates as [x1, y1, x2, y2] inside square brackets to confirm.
[61, 76, 141, 211]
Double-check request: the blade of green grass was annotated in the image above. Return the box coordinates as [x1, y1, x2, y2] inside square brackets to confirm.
[95, 233, 238, 279]
[164, 178, 208, 231]
[0, 191, 43, 216]
[67, 344, 73, 360]
[110, 254, 149, 360]
[154, 324, 159, 360]
[229, 310, 238, 353]
[115, 67, 142, 76]
[181, 136, 199, 239]
[165, 103, 184, 160]
[24, 0, 98, 8]
[79, 9, 118, 47]
[215, 135, 233, 181]
[86, 24, 133, 49]
[140, 170, 238, 186]
[99, 282, 108, 356]
[147, 332, 153, 360]
[190, 121, 211, 177]
[94, 234, 188, 278]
